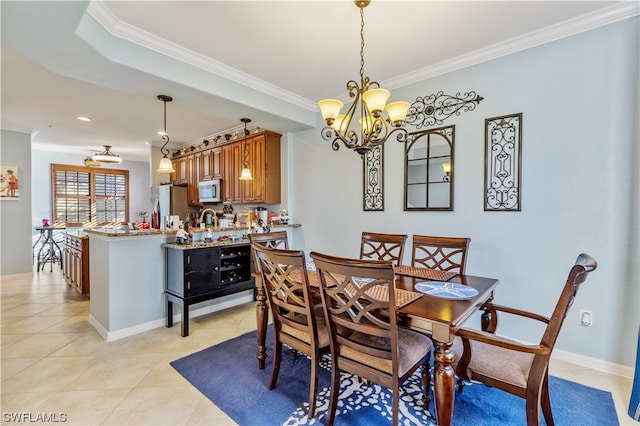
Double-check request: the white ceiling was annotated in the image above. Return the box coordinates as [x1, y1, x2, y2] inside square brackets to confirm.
[1, 0, 637, 162]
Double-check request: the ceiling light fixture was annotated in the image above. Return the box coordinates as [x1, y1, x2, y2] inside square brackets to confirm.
[318, 0, 410, 156]
[156, 94, 175, 174]
[76, 116, 91, 122]
[92, 145, 122, 164]
[84, 157, 101, 167]
[239, 118, 253, 181]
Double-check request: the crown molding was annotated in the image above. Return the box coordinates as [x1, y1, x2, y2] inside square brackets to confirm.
[385, 2, 640, 90]
[86, 1, 317, 112]
[87, 1, 638, 108]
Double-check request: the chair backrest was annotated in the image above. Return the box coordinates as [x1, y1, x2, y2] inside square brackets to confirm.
[310, 251, 399, 369]
[249, 231, 289, 273]
[253, 245, 320, 347]
[540, 253, 597, 354]
[360, 232, 408, 266]
[411, 234, 471, 274]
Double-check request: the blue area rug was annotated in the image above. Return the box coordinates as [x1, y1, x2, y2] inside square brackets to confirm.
[170, 327, 619, 425]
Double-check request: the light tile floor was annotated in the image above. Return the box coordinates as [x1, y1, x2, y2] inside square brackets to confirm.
[1, 268, 635, 425]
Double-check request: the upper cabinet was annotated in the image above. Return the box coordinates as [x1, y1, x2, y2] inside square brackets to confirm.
[201, 147, 222, 181]
[240, 132, 281, 204]
[172, 130, 281, 205]
[222, 143, 243, 204]
[171, 157, 188, 185]
[188, 153, 201, 206]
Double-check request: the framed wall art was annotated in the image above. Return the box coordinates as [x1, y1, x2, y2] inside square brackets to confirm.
[0, 166, 19, 200]
[363, 145, 384, 211]
[484, 113, 522, 211]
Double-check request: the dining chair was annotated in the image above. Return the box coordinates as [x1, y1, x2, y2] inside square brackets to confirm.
[360, 232, 408, 266]
[452, 253, 597, 426]
[253, 244, 330, 419]
[411, 234, 471, 274]
[310, 251, 433, 426]
[249, 231, 289, 288]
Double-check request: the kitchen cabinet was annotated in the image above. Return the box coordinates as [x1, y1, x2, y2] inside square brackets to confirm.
[170, 130, 281, 205]
[187, 153, 202, 206]
[200, 148, 222, 181]
[171, 157, 188, 185]
[222, 143, 243, 203]
[212, 148, 222, 179]
[224, 131, 281, 204]
[62, 232, 90, 295]
[241, 132, 281, 204]
[165, 243, 254, 336]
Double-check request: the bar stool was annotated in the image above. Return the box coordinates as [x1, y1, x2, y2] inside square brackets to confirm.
[34, 226, 65, 271]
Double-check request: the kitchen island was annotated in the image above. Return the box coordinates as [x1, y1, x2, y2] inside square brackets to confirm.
[85, 225, 299, 341]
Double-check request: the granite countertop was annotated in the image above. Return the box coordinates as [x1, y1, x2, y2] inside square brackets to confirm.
[84, 223, 301, 237]
[65, 230, 89, 238]
[163, 237, 251, 250]
[83, 228, 168, 237]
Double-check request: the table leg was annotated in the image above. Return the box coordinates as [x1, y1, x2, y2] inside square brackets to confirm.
[37, 235, 50, 271]
[433, 340, 456, 426]
[255, 275, 268, 369]
[481, 292, 497, 333]
[181, 303, 189, 337]
[167, 299, 174, 328]
[52, 239, 63, 270]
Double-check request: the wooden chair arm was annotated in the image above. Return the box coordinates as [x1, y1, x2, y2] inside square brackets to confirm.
[457, 327, 551, 355]
[484, 302, 550, 325]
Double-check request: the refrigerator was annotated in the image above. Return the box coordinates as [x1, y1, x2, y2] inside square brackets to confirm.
[151, 185, 189, 230]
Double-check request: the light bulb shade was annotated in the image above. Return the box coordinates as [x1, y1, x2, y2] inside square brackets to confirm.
[239, 167, 253, 180]
[92, 145, 122, 164]
[157, 157, 175, 173]
[362, 88, 390, 114]
[359, 115, 375, 134]
[318, 99, 344, 121]
[385, 101, 411, 124]
[442, 162, 451, 174]
[331, 114, 349, 133]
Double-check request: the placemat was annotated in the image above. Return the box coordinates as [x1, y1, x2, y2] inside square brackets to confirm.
[287, 270, 421, 307]
[414, 281, 478, 300]
[394, 265, 457, 281]
[345, 282, 422, 308]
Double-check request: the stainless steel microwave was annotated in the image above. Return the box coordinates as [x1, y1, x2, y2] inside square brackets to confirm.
[198, 179, 221, 203]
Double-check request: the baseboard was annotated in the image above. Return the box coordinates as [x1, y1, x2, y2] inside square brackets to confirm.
[88, 314, 109, 340]
[552, 347, 634, 379]
[88, 290, 254, 341]
[0, 271, 34, 280]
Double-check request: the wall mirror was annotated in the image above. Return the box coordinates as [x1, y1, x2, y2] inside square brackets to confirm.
[404, 125, 454, 211]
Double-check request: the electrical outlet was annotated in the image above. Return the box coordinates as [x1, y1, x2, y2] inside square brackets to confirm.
[580, 309, 592, 326]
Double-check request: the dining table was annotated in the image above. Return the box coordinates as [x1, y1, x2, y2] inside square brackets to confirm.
[253, 263, 499, 426]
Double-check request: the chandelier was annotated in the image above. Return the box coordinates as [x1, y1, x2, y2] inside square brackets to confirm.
[93, 145, 122, 164]
[156, 94, 176, 173]
[318, 0, 409, 156]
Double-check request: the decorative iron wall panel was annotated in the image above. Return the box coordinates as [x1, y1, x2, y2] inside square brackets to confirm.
[484, 113, 522, 211]
[406, 91, 483, 129]
[363, 145, 384, 211]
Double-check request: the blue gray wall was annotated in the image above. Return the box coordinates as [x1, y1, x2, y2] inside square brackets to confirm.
[289, 17, 639, 367]
[0, 130, 33, 275]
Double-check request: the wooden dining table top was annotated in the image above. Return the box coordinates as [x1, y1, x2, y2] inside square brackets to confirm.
[289, 264, 499, 335]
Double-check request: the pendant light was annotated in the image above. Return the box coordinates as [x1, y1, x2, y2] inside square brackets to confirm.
[239, 118, 253, 181]
[156, 94, 175, 173]
[93, 145, 122, 164]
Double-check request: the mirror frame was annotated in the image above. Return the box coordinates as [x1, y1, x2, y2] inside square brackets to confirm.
[404, 125, 455, 211]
